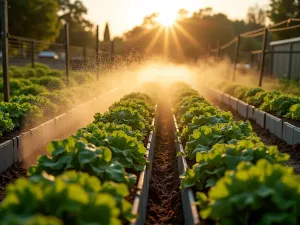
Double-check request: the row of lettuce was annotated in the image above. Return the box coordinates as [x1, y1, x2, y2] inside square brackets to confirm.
[0, 63, 112, 137]
[0, 83, 107, 137]
[216, 82, 300, 121]
[0, 92, 155, 225]
[171, 83, 300, 225]
[1, 63, 98, 96]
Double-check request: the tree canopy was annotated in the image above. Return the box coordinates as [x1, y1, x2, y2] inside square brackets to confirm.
[56, 0, 95, 47]
[7, 0, 60, 42]
[6, 0, 96, 47]
[269, 0, 300, 39]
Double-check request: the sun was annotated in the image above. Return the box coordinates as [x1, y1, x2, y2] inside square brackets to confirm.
[157, 12, 177, 27]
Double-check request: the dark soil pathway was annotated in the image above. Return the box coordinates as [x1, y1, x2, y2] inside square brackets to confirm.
[146, 100, 184, 225]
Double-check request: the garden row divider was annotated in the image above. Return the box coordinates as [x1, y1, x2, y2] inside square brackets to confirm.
[131, 106, 158, 225]
[172, 111, 200, 225]
[0, 88, 123, 173]
[206, 87, 300, 145]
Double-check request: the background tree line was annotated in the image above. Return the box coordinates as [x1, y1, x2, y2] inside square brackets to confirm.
[3, 0, 300, 61]
[123, 0, 300, 61]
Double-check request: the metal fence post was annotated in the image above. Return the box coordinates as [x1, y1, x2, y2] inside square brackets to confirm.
[1, 0, 10, 102]
[288, 43, 293, 79]
[96, 25, 99, 80]
[83, 47, 87, 70]
[64, 23, 70, 86]
[31, 41, 35, 68]
[216, 40, 220, 60]
[232, 35, 240, 82]
[208, 44, 212, 58]
[250, 52, 253, 69]
[259, 28, 268, 87]
[111, 40, 114, 64]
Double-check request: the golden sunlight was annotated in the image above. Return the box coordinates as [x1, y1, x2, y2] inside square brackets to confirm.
[157, 11, 177, 27]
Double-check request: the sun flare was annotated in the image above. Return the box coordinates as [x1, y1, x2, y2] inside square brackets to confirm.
[157, 12, 177, 27]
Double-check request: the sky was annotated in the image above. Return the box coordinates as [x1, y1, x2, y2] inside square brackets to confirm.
[83, 0, 270, 37]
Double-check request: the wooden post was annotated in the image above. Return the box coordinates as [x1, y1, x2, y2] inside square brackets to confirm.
[232, 35, 240, 82]
[1, 0, 10, 102]
[259, 28, 268, 87]
[64, 23, 70, 86]
[96, 25, 99, 80]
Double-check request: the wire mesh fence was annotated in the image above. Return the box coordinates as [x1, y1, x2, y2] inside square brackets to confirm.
[6, 35, 66, 70]
[0, 0, 118, 101]
[210, 18, 300, 87]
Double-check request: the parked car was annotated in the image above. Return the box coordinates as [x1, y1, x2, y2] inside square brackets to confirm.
[38, 51, 59, 59]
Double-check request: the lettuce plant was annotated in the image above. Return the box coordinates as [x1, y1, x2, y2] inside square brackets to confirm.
[181, 140, 289, 190]
[28, 137, 136, 187]
[181, 111, 232, 143]
[185, 121, 259, 159]
[0, 171, 132, 225]
[94, 106, 151, 134]
[198, 160, 300, 225]
[0, 111, 14, 136]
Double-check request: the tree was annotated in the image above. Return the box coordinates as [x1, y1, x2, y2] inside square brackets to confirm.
[142, 13, 159, 28]
[58, 0, 92, 28]
[178, 9, 189, 19]
[7, 0, 60, 42]
[247, 5, 266, 25]
[269, 0, 300, 39]
[56, 0, 95, 47]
